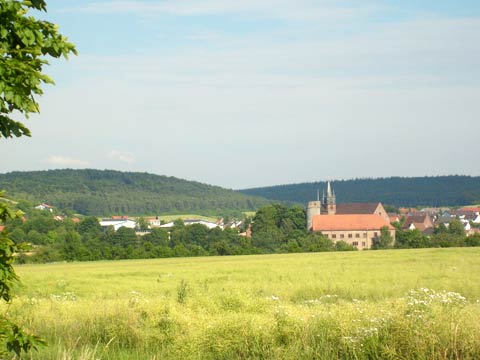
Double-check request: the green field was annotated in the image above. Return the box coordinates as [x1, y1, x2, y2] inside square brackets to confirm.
[8, 248, 480, 359]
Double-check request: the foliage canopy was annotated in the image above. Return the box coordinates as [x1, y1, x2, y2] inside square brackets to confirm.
[0, 169, 270, 216]
[0, 0, 76, 138]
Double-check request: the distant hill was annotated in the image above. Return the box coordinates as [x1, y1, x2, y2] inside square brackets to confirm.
[239, 176, 480, 207]
[0, 169, 270, 216]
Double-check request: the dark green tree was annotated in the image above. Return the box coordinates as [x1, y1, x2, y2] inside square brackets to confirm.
[394, 228, 430, 248]
[334, 241, 356, 251]
[298, 233, 334, 252]
[371, 226, 394, 249]
[465, 234, 480, 247]
[136, 217, 149, 231]
[447, 219, 465, 236]
[0, 0, 76, 138]
[78, 216, 102, 237]
[143, 228, 169, 246]
[0, 192, 45, 355]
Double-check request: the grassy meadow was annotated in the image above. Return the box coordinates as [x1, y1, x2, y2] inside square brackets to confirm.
[8, 248, 480, 359]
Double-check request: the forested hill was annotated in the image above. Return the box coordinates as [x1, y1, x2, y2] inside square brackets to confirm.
[0, 169, 269, 216]
[239, 176, 480, 207]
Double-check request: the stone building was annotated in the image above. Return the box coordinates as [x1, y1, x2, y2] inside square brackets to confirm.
[307, 181, 395, 249]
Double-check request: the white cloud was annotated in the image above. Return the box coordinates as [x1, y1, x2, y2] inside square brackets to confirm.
[108, 150, 135, 164]
[46, 156, 90, 167]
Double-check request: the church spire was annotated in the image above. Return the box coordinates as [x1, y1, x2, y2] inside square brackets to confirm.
[324, 180, 336, 215]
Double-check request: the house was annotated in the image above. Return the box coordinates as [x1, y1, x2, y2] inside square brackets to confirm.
[399, 208, 418, 216]
[224, 220, 243, 229]
[440, 210, 455, 218]
[403, 214, 434, 232]
[454, 209, 480, 224]
[159, 219, 222, 229]
[435, 215, 454, 226]
[388, 213, 401, 223]
[99, 217, 137, 231]
[312, 214, 395, 250]
[457, 206, 480, 213]
[145, 216, 162, 227]
[35, 203, 54, 212]
[468, 228, 480, 236]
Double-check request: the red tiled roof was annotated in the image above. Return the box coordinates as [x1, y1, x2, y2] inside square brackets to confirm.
[399, 208, 417, 215]
[459, 207, 480, 212]
[312, 214, 393, 232]
[403, 214, 434, 230]
[404, 215, 427, 225]
[336, 203, 380, 214]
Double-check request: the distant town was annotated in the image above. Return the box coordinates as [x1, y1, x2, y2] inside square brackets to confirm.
[11, 180, 477, 259]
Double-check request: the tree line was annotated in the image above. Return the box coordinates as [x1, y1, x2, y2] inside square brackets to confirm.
[240, 176, 480, 207]
[3, 203, 479, 264]
[393, 219, 480, 248]
[5, 203, 357, 263]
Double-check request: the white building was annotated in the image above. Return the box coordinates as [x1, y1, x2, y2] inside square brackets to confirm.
[35, 203, 54, 212]
[159, 219, 222, 229]
[99, 218, 137, 231]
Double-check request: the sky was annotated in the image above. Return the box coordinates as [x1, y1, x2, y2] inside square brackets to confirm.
[1, 0, 479, 189]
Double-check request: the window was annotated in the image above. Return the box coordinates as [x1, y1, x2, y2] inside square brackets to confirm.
[355, 233, 360, 238]
[340, 234, 344, 239]
[362, 242, 366, 246]
[352, 241, 358, 246]
[348, 234, 352, 238]
[332, 234, 337, 239]
[363, 233, 367, 238]
[374, 232, 378, 237]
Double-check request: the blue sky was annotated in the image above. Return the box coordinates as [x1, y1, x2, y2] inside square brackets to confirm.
[1, 0, 479, 188]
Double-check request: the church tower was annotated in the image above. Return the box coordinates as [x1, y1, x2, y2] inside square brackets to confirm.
[306, 189, 321, 231]
[322, 181, 336, 215]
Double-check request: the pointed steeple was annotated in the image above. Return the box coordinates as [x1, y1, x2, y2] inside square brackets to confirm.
[327, 180, 332, 197]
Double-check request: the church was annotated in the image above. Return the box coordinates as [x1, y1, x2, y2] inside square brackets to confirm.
[307, 181, 395, 250]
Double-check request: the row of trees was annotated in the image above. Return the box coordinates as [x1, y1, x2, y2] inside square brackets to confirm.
[3, 203, 361, 264]
[6, 203, 480, 264]
[241, 176, 480, 207]
[5, 203, 480, 265]
[393, 220, 480, 248]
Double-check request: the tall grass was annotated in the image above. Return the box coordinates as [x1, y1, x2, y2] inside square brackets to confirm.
[8, 248, 480, 359]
